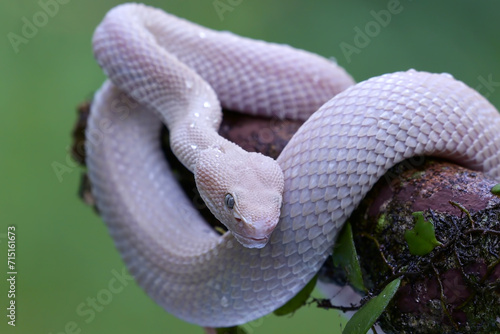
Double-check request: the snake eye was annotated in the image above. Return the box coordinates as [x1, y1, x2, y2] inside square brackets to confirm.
[224, 193, 235, 209]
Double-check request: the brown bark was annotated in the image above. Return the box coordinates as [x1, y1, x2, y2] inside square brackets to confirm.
[342, 159, 500, 334]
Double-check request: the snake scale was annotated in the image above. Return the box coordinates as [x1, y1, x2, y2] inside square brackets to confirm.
[87, 3, 500, 327]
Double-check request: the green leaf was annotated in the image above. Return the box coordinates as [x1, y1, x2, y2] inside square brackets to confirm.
[332, 222, 366, 292]
[273, 274, 318, 316]
[404, 212, 442, 256]
[491, 184, 500, 195]
[343, 278, 401, 334]
[375, 213, 389, 233]
[216, 326, 247, 334]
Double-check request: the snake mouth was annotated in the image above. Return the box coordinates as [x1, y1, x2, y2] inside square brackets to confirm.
[232, 231, 270, 249]
[230, 208, 271, 248]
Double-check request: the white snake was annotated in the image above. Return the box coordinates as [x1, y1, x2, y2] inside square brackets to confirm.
[87, 3, 500, 327]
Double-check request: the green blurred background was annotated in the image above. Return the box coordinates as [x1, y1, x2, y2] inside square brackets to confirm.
[1, 0, 499, 333]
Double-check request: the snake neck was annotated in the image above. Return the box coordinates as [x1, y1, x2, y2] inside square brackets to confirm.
[169, 117, 228, 173]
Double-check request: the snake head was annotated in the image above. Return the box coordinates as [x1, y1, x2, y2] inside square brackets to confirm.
[195, 147, 284, 248]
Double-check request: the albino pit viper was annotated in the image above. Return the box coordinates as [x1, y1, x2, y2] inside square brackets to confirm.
[87, 3, 500, 327]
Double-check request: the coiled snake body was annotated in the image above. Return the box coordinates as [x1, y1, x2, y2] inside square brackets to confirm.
[87, 3, 500, 327]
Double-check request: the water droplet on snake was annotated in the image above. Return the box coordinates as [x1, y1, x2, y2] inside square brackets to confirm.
[191, 144, 197, 150]
[220, 296, 229, 307]
[441, 72, 454, 79]
[203, 101, 211, 108]
[198, 31, 206, 39]
[185, 80, 193, 89]
[194, 112, 200, 118]
[328, 56, 337, 64]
